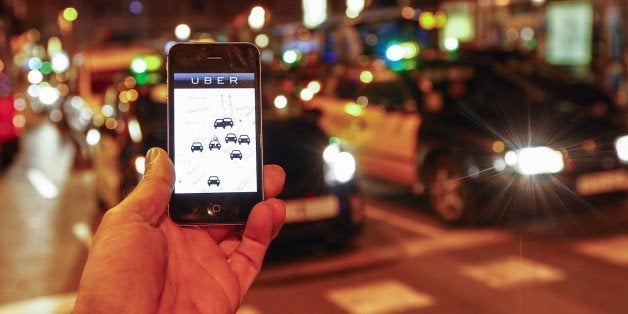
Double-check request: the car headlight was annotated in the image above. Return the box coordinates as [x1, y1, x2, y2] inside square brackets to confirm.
[323, 143, 356, 184]
[503, 146, 564, 175]
[616, 135, 628, 163]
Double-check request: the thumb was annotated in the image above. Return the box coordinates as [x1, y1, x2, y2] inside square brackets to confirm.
[113, 147, 175, 226]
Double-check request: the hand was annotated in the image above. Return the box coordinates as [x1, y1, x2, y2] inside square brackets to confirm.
[74, 147, 286, 313]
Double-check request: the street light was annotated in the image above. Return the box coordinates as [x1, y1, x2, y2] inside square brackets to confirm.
[346, 0, 364, 18]
[248, 6, 266, 30]
[303, 0, 327, 28]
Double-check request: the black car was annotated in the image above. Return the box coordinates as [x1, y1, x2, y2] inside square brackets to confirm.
[214, 117, 234, 128]
[263, 113, 363, 245]
[238, 135, 250, 144]
[417, 58, 627, 223]
[208, 138, 221, 150]
[229, 150, 242, 160]
[225, 133, 237, 143]
[191, 142, 203, 152]
[207, 176, 220, 186]
[308, 53, 627, 224]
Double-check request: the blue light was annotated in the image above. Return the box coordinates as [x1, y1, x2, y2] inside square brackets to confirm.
[27, 57, 42, 70]
[129, 1, 144, 15]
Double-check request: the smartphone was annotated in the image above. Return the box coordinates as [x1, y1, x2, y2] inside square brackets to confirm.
[167, 42, 263, 225]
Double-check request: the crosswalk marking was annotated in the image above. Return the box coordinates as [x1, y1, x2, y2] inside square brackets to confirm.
[326, 279, 436, 313]
[460, 255, 565, 290]
[575, 234, 628, 266]
[366, 203, 511, 257]
[365, 203, 445, 237]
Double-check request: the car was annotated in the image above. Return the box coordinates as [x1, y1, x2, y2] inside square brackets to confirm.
[214, 117, 234, 128]
[225, 133, 237, 143]
[229, 150, 243, 160]
[208, 138, 221, 150]
[306, 53, 627, 224]
[207, 176, 220, 186]
[0, 94, 20, 170]
[263, 112, 363, 246]
[222, 117, 234, 127]
[191, 142, 203, 152]
[238, 135, 250, 144]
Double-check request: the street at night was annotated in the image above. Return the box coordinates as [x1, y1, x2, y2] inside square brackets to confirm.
[0, 0, 627, 313]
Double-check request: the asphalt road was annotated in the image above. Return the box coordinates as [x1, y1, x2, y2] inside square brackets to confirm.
[243, 193, 627, 313]
[0, 119, 626, 313]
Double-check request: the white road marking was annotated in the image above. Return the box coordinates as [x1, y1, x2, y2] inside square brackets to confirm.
[460, 255, 565, 290]
[326, 279, 436, 313]
[400, 229, 511, 257]
[575, 234, 628, 266]
[366, 203, 445, 237]
[366, 203, 511, 257]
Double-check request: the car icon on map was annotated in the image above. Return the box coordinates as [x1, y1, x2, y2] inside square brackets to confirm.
[214, 117, 234, 128]
[207, 176, 220, 186]
[191, 142, 203, 152]
[238, 135, 250, 144]
[230, 150, 243, 160]
[208, 138, 221, 150]
[225, 133, 238, 143]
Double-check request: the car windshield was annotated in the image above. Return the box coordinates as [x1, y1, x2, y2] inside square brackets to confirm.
[455, 53, 621, 126]
[330, 67, 416, 112]
[416, 61, 622, 147]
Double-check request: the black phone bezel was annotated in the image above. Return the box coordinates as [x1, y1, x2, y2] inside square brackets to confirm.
[167, 42, 263, 225]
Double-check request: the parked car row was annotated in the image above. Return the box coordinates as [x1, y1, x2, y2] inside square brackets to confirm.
[87, 45, 625, 236]
[306, 50, 627, 224]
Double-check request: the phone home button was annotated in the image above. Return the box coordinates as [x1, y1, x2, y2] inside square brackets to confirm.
[207, 204, 222, 215]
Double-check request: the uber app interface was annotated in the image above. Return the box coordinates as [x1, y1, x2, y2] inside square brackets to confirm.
[173, 72, 257, 194]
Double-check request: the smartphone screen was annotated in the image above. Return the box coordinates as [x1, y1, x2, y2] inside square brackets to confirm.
[172, 73, 258, 193]
[168, 43, 263, 225]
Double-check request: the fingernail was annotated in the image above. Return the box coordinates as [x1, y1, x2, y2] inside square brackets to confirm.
[144, 147, 159, 173]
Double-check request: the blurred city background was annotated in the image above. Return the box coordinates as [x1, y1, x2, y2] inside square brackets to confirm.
[0, 0, 626, 313]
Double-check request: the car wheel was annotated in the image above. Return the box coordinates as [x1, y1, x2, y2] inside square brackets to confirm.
[425, 154, 476, 225]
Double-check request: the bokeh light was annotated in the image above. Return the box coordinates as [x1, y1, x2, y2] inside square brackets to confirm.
[174, 24, 191, 41]
[62, 7, 78, 22]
